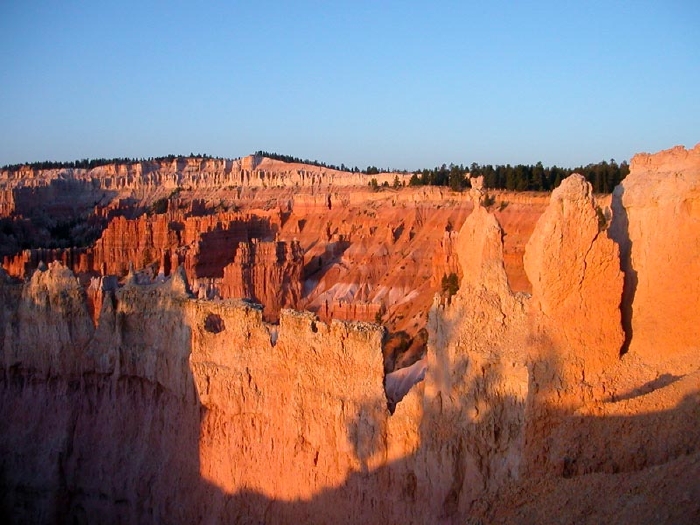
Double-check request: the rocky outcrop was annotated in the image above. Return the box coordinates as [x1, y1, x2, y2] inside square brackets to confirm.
[316, 299, 383, 325]
[431, 229, 461, 289]
[2, 247, 91, 279]
[610, 143, 700, 365]
[0, 189, 14, 215]
[181, 212, 278, 279]
[85, 275, 118, 325]
[91, 214, 180, 276]
[423, 182, 530, 508]
[525, 174, 624, 375]
[423, 167, 697, 516]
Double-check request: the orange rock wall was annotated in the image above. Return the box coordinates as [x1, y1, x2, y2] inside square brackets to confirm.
[611, 143, 700, 364]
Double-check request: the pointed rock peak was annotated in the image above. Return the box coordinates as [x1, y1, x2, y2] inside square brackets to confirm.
[30, 261, 76, 283]
[469, 175, 485, 206]
[551, 173, 594, 205]
[525, 174, 623, 372]
[155, 264, 166, 283]
[168, 265, 192, 296]
[100, 289, 116, 316]
[456, 193, 511, 297]
[124, 262, 137, 286]
[88, 276, 102, 291]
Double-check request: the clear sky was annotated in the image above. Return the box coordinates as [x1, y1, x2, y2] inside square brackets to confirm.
[1, 1, 698, 170]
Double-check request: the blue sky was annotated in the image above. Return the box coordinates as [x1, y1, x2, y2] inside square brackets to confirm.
[1, 1, 698, 169]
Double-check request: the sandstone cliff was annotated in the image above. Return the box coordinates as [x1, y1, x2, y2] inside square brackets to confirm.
[1, 145, 699, 524]
[0, 155, 411, 196]
[525, 174, 624, 376]
[423, 164, 699, 519]
[0, 264, 398, 523]
[610, 143, 700, 366]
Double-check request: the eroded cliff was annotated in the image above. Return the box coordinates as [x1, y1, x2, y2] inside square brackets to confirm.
[1, 144, 699, 524]
[610, 143, 700, 366]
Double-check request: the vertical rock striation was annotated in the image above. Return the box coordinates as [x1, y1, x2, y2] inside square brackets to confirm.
[219, 240, 304, 321]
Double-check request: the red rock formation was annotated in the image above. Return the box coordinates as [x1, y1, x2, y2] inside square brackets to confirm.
[2, 247, 91, 279]
[91, 214, 179, 276]
[426, 171, 649, 502]
[181, 212, 278, 280]
[316, 299, 382, 324]
[492, 191, 550, 292]
[220, 240, 303, 321]
[1, 162, 551, 339]
[85, 275, 118, 326]
[0, 188, 14, 216]
[431, 229, 461, 289]
[0, 156, 411, 195]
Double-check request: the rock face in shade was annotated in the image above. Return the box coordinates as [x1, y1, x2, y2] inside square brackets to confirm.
[610, 143, 700, 365]
[0, 264, 398, 524]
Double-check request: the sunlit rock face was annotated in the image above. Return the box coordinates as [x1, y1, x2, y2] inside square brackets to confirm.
[525, 174, 624, 375]
[610, 143, 700, 366]
[0, 145, 699, 524]
[0, 155, 412, 194]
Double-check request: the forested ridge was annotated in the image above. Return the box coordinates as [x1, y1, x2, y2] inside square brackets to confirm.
[1, 153, 221, 173]
[3, 152, 629, 194]
[253, 151, 363, 173]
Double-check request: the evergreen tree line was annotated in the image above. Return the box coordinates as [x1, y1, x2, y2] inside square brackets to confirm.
[409, 159, 629, 194]
[254, 150, 363, 173]
[1, 154, 221, 173]
[254, 150, 400, 176]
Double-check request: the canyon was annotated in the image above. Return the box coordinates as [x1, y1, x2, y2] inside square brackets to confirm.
[0, 144, 699, 523]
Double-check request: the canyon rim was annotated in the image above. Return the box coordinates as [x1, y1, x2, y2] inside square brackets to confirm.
[0, 144, 699, 524]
